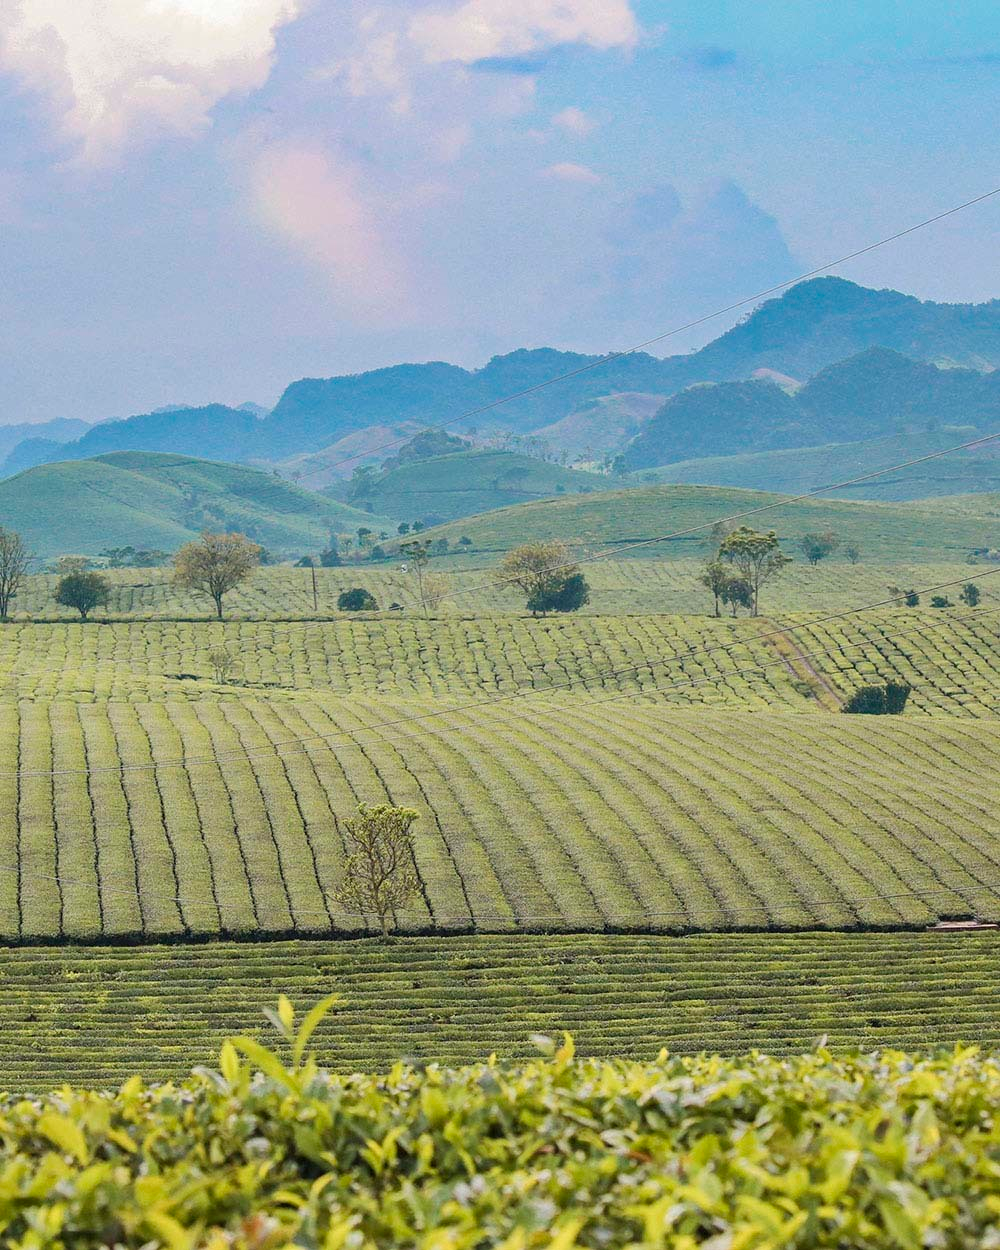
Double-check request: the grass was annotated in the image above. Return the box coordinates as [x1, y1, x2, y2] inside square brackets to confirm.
[0, 932, 999, 1090]
[0, 451, 392, 558]
[419, 481, 1000, 562]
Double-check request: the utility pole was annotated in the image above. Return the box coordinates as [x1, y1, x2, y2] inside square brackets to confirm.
[311, 561, 319, 613]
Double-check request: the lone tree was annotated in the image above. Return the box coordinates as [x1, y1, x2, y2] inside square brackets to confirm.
[798, 530, 840, 565]
[718, 527, 791, 616]
[172, 532, 260, 619]
[496, 539, 590, 615]
[335, 803, 420, 938]
[55, 571, 110, 621]
[0, 527, 30, 622]
[400, 538, 433, 617]
[844, 544, 862, 565]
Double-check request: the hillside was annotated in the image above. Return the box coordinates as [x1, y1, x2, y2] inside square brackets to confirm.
[626, 348, 1000, 469]
[638, 428, 1000, 500]
[420, 481, 1000, 562]
[341, 448, 612, 524]
[0, 452, 390, 558]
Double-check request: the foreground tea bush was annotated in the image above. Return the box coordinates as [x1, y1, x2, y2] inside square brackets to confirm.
[2, 1003, 1000, 1249]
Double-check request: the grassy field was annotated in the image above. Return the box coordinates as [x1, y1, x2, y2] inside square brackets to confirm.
[0, 932, 998, 1090]
[9, 556, 993, 619]
[420, 481, 1000, 562]
[0, 452, 392, 558]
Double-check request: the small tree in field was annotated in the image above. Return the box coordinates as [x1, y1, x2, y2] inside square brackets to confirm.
[208, 648, 237, 684]
[55, 571, 110, 620]
[960, 582, 981, 607]
[720, 574, 753, 617]
[798, 530, 840, 565]
[699, 560, 729, 617]
[400, 539, 432, 617]
[496, 540, 589, 615]
[718, 527, 791, 616]
[844, 544, 862, 565]
[338, 587, 378, 612]
[172, 532, 260, 619]
[0, 528, 30, 622]
[335, 803, 420, 938]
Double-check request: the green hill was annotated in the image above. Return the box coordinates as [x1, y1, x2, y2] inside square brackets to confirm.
[635, 429, 1000, 500]
[0, 452, 391, 558]
[419, 481, 1000, 562]
[340, 448, 613, 525]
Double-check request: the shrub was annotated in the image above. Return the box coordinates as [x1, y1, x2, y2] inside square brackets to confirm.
[961, 582, 981, 607]
[6, 1008, 1000, 1248]
[337, 588, 378, 611]
[842, 682, 912, 715]
[931, 595, 952, 608]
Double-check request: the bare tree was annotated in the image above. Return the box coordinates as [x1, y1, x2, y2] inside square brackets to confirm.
[172, 532, 261, 619]
[208, 648, 237, 684]
[0, 528, 30, 622]
[335, 803, 420, 938]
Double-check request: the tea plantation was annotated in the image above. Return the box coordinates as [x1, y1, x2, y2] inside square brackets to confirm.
[1, 933, 999, 1090]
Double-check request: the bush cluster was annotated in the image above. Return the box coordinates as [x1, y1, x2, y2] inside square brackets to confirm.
[4, 1005, 1000, 1248]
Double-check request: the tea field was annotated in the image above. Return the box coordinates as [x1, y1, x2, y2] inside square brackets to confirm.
[0, 932, 998, 1091]
[0, 694, 997, 940]
[9, 557, 993, 619]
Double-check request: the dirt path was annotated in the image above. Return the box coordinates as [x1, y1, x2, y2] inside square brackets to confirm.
[760, 625, 843, 712]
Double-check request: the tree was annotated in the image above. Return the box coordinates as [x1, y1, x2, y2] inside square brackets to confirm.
[842, 682, 911, 715]
[718, 527, 791, 616]
[55, 571, 110, 621]
[844, 544, 862, 565]
[208, 648, 237, 684]
[527, 571, 590, 614]
[720, 575, 753, 617]
[798, 530, 840, 565]
[930, 595, 952, 608]
[960, 582, 981, 607]
[0, 528, 30, 622]
[904, 589, 920, 607]
[338, 588, 378, 611]
[55, 555, 90, 576]
[496, 540, 589, 616]
[172, 532, 261, 619]
[699, 560, 729, 617]
[335, 803, 420, 938]
[401, 539, 432, 617]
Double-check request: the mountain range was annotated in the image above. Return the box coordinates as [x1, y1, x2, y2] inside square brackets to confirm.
[8, 276, 1000, 480]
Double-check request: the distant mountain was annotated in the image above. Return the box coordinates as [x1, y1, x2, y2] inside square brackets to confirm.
[0, 451, 392, 558]
[10, 278, 1000, 474]
[531, 393, 664, 460]
[0, 417, 89, 466]
[626, 348, 1000, 469]
[337, 448, 613, 526]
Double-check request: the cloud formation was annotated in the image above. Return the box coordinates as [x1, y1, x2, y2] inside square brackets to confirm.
[545, 161, 601, 184]
[0, 0, 301, 163]
[552, 105, 595, 135]
[409, 0, 638, 65]
[250, 141, 407, 318]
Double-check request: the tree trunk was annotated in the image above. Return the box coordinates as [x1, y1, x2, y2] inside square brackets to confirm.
[214, 594, 224, 620]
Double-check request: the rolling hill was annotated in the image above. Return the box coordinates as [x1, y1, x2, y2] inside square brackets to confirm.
[636, 428, 1000, 500]
[339, 448, 613, 524]
[418, 481, 1000, 562]
[0, 452, 391, 558]
[625, 348, 1000, 469]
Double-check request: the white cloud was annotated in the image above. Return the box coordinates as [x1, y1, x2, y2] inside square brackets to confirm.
[0, 0, 301, 163]
[409, 0, 638, 65]
[552, 105, 595, 136]
[250, 141, 407, 317]
[545, 161, 601, 184]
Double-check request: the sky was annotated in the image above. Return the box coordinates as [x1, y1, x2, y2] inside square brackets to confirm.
[0, 0, 999, 424]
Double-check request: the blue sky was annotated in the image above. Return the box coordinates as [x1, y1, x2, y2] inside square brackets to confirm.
[0, 0, 998, 423]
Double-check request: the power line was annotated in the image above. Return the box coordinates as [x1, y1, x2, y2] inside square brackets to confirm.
[302, 185, 1000, 480]
[419, 427, 1000, 605]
